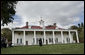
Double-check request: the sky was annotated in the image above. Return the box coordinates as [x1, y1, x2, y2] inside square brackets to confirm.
[1, 1, 84, 29]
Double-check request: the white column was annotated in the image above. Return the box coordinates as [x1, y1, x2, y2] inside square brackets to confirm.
[23, 31, 26, 45]
[44, 31, 46, 44]
[76, 30, 79, 43]
[12, 30, 14, 46]
[61, 31, 63, 43]
[53, 31, 55, 44]
[34, 31, 36, 45]
[69, 30, 72, 43]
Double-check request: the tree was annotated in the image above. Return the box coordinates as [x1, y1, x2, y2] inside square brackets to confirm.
[1, 28, 12, 41]
[78, 23, 80, 28]
[69, 25, 78, 30]
[81, 22, 84, 27]
[78, 28, 84, 43]
[1, 1, 18, 26]
[70, 22, 84, 43]
[69, 25, 78, 42]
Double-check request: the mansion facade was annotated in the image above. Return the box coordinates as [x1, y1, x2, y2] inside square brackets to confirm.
[12, 20, 79, 46]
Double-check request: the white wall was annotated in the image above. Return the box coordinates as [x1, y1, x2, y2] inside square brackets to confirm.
[36, 31, 44, 45]
[55, 32, 62, 43]
[46, 32, 53, 44]
[14, 31, 74, 46]
[14, 31, 23, 45]
[55, 32, 74, 44]
[25, 31, 34, 45]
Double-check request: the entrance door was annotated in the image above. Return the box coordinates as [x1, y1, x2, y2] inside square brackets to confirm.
[26, 41, 28, 45]
[46, 39, 48, 45]
[36, 38, 44, 45]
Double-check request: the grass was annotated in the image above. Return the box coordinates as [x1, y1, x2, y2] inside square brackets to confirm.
[1, 43, 84, 54]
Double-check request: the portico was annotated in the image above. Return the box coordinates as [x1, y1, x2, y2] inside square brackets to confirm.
[12, 29, 79, 46]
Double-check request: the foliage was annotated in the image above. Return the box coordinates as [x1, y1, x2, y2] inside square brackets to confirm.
[1, 28, 12, 41]
[69, 25, 78, 30]
[1, 1, 17, 26]
[70, 22, 84, 43]
[81, 22, 84, 27]
[78, 23, 80, 28]
[78, 28, 84, 43]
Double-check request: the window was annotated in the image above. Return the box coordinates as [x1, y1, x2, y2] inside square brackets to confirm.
[43, 38, 44, 43]
[55, 38, 58, 43]
[17, 38, 19, 44]
[36, 38, 39, 44]
[20, 38, 22, 44]
[49, 38, 51, 42]
[49, 38, 53, 43]
[67, 38, 70, 43]
[33, 38, 35, 44]
[52, 38, 53, 43]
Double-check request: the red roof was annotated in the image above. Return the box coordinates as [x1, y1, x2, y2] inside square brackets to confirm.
[15, 23, 65, 30]
[21, 26, 29, 28]
[31, 26, 42, 29]
[45, 26, 56, 29]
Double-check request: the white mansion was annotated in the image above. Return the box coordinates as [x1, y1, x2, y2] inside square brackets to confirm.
[12, 19, 79, 46]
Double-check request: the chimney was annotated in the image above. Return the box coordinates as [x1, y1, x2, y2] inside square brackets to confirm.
[53, 23, 56, 26]
[26, 22, 28, 26]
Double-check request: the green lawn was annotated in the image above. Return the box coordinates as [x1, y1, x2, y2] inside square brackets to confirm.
[1, 43, 84, 54]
